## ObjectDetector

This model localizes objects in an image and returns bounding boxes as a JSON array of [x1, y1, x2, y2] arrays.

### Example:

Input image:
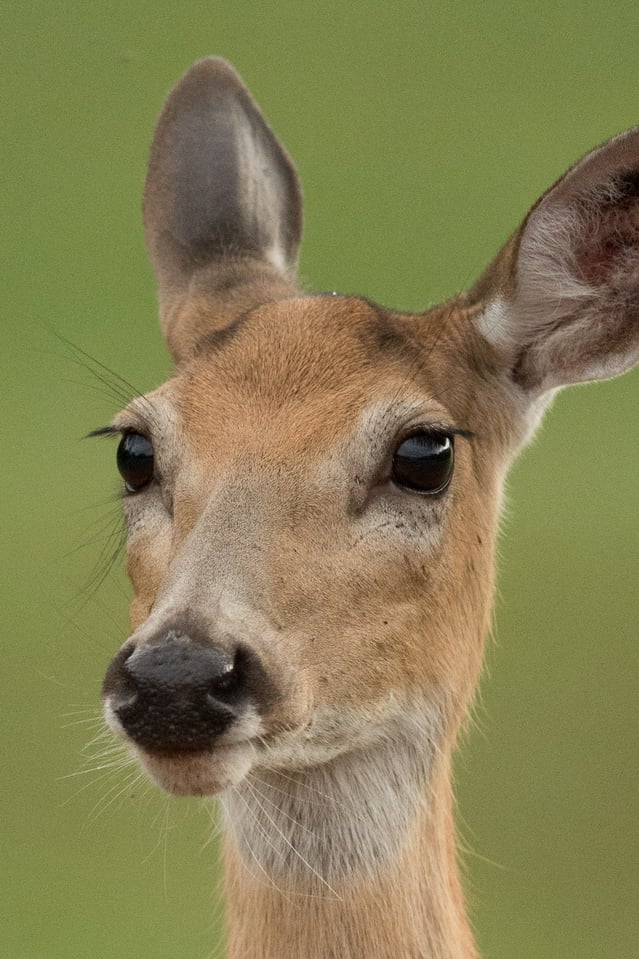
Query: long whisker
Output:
[[48, 330, 153, 413], [225, 787, 289, 898], [263, 766, 367, 824], [243, 780, 342, 901], [61, 715, 109, 730], [201, 800, 224, 851], [60, 756, 136, 780], [85, 768, 145, 824], [60, 760, 136, 805], [247, 780, 316, 837]]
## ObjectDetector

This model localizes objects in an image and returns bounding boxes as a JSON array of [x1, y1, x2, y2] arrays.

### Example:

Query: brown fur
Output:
[[102, 59, 639, 959]]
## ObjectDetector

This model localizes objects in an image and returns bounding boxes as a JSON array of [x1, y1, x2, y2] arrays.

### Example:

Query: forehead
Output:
[[195, 295, 421, 380], [144, 294, 500, 470], [172, 295, 471, 442]]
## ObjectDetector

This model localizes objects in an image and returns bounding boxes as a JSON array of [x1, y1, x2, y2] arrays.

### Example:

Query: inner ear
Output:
[[573, 169, 639, 285], [143, 58, 303, 335], [472, 126, 639, 397]]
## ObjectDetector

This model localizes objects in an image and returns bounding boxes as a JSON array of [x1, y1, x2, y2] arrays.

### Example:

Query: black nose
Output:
[[105, 637, 242, 752]]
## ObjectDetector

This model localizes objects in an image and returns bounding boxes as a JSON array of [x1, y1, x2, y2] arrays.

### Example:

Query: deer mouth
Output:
[[132, 739, 257, 796], [103, 682, 265, 796]]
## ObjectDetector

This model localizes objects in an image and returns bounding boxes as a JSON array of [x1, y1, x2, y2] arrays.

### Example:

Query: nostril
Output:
[[208, 655, 235, 692], [102, 640, 138, 708], [207, 648, 245, 702], [208, 670, 233, 700]]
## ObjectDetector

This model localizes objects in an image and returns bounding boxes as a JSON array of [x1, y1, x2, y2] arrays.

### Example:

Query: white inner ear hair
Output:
[[478, 172, 639, 390]]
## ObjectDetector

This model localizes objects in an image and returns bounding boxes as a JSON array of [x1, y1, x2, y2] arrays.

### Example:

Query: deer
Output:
[[98, 57, 639, 959]]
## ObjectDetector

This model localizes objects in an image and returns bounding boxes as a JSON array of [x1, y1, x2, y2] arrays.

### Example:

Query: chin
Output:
[[134, 742, 256, 796]]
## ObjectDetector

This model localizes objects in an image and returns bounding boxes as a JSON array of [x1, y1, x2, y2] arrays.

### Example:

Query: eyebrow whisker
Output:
[[86, 426, 122, 439]]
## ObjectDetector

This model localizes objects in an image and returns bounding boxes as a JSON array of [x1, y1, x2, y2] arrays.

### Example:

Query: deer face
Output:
[[101, 60, 639, 799], [103, 295, 512, 795]]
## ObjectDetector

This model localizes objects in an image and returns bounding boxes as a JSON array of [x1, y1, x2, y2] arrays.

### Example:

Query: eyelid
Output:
[[86, 421, 152, 440], [86, 425, 122, 439], [401, 423, 474, 440]]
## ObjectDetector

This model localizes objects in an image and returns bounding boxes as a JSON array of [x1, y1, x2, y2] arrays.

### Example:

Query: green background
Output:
[[3, 2, 638, 957]]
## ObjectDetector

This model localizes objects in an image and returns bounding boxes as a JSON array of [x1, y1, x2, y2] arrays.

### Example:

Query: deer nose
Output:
[[105, 637, 241, 752]]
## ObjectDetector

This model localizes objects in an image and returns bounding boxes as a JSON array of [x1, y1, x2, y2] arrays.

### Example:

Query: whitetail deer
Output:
[[99, 58, 639, 959]]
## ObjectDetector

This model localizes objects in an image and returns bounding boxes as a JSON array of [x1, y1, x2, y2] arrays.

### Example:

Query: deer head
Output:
[[99, 58, 639, 958]]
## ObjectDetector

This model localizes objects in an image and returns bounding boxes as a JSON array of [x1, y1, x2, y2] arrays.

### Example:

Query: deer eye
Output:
[[391, 431, 454, 495], [117, 432, 155, 492]]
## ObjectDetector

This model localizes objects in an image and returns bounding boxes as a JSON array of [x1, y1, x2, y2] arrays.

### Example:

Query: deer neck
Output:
[[221, 724, 476, 959]]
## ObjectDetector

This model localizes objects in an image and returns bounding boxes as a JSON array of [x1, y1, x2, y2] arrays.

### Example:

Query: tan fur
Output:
[[223, 755, 476, 959], [102, 59, 639, 959]]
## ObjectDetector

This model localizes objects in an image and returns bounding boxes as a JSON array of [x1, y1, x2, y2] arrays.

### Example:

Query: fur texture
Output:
[[100, 59, 639, 959]]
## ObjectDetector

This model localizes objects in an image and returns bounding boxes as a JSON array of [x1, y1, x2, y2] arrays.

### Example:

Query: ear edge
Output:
[[471, 125, 639, 396], [143, 57, 303, 317]]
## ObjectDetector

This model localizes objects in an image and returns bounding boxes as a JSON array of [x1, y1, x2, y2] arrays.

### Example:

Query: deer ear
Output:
[[143, 57, 302, 328], [473, 127, 639, 395]]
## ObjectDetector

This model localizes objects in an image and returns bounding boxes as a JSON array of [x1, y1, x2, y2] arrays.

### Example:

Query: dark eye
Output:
[[117, 432, 154, 493], [391, 431, 454, 495]]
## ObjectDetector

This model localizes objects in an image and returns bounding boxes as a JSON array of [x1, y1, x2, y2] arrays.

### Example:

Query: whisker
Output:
[[142, 797, 176, 866], [81, 728, 120, 752], [60, 761, 136, 806], [201, 800, 224, 851], [61, 716, 107, 730], [49, 331, 150, 411], [251, 772, 331, 836], [263, 766, 366, 823], [85, 768, 145, 824], [161, 800, 172, 902], [60, 757, 135, 780], [60, 706, 103, 717], [226, 787, 289, 898], [79, 743, 130, 763], [243, 780, 342, 901]]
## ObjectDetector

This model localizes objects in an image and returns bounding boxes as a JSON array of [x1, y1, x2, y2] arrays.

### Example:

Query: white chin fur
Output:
[[135, 742, 255, 796], [222, 697, 446, 882]]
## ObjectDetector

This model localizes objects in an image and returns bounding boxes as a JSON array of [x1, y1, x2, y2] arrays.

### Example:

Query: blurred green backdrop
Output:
[[3, 2, 638, 957]]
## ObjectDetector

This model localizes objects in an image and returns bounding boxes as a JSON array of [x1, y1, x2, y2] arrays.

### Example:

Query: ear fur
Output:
[[143, 58, 302, 353], [474, 127, 639, 396]]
